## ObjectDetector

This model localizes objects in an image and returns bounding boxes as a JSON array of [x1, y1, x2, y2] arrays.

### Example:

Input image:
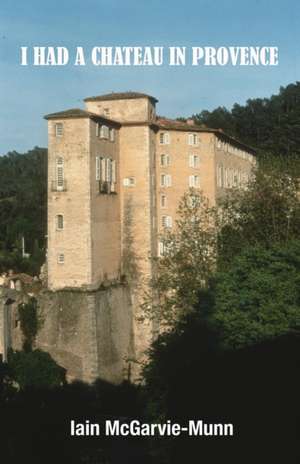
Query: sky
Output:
[[0, 0, 300, 154]]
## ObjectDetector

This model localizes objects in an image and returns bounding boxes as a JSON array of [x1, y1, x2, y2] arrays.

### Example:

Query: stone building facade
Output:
[[42, 91, 256, 381], [45, 91, 255, 291]]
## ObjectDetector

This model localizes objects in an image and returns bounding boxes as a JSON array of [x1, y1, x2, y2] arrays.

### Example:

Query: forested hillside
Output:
[[0, 147, 47, 273], [192, 81, 300, 156]]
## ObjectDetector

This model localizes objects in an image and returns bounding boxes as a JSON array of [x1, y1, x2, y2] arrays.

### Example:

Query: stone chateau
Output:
[[45, 91, 255, 289], [0, 92, 255, 383]]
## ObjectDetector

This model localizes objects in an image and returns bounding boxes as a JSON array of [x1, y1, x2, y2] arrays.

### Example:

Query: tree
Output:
[[217, 154, 300, 269], [193, 82, 300, 156], [0, 146, 47, 274], [142, 190, 218, 328], [8, 349, 66, 389], [211, 241, 300, 349]]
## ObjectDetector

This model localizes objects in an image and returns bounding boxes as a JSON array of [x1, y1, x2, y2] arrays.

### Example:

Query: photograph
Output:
[[0, 1, 299, 462]]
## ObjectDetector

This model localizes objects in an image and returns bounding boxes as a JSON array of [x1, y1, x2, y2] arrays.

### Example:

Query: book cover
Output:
[[0, 1, 299, 462]]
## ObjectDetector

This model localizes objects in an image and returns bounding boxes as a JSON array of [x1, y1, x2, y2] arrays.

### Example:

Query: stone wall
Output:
[[0, 284, 136, 385]]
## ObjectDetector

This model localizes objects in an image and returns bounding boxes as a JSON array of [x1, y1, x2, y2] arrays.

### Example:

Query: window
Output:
[[189, 154, 199, 168], [56, 157, 64, 190], [161, 174, 172, 187], [160, 194, 167, 208], [96, 156, 101, 181], [217, 164, 224, 187], [56, 214, 64, 230], [224, 168, 229, 188], [229, 168, 234, 187], [233, 170, 238, 187], [238, 170, 242, 186], [160, 154, 170, 166], [162, 215, 172, 228], [100, 125, 109, 139], [158, 241, 165, 257], [159, 132, 170, 145], [57, 253, 65, 264], [55, 123, 63, 137], [188, 133, 199, 146], [123, 177, 136, 187], [109, 128, 115, 142], [189, 175, 200, 188]]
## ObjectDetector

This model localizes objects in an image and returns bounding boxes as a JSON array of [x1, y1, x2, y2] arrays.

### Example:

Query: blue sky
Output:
[[0, 0, 299, 154]]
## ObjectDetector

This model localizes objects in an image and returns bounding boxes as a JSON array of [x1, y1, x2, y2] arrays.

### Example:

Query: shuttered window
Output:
[[162, 215, 172, 228], [56, 157, 64, 190], [159, 132, 170, 144], [188, 133, 199, 146], [189, 175, 200, 188], [55, 123, 63, 137], [189, 154, 199, 168], [160, 154, 170, 166]]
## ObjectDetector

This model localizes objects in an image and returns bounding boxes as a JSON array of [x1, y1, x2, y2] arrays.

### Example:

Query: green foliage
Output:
[[0, 146, 47, 273], [8, 349, 66, 389], [193, 82, 300, 156], [211, 241, 300, 349], [18, 298, 39, 351], [142, 190, 218, 327], [217, 155, 300, 268]]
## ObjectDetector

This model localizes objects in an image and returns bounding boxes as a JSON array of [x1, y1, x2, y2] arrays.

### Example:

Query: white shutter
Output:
[[55, 123, 63, 136], [105, 158, 112, 182], [96, 157, 101, 181], [189, 154, 194, 167], [189, 175, 194, 187], [110, 128, 115, 142], [56, 157, 64, 189], [165, 133, 170, 144], [161, 174, 166, 186], [112, 160, 116, 183], [166, 175, 172, 187], [167, 216, 172, 228], [159, 241, 164, 256], [101, 158, 106, 181], [188, 134, 194, 145]]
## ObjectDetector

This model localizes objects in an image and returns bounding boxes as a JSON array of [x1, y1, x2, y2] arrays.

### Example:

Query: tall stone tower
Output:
[[45, 109, 122, 290], [45, 92, 159, 377]]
